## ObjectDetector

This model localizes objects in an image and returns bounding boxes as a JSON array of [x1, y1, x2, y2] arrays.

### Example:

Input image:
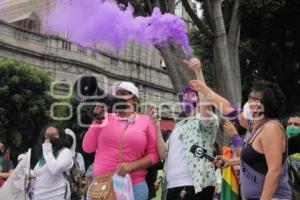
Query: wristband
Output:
[[231, 134, 243, 148]]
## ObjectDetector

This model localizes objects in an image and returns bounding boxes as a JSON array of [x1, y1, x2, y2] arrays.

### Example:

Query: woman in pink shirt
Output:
[[82, 82, 159, 200]]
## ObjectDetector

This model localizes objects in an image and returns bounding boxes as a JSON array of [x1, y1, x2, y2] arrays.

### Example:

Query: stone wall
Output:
[[0, 20, 180, 116]]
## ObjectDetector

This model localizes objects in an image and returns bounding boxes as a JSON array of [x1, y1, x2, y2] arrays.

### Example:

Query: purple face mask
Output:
[[179, 86, 198, 116]]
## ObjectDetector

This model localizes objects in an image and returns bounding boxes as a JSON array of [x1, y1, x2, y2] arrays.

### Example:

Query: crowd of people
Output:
[[0, 57, 300, 200]]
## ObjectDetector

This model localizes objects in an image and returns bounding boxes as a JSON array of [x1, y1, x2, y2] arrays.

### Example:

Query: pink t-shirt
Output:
[[82, 113, 159, 184]]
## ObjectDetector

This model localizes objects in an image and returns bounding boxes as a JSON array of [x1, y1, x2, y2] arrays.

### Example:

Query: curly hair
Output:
[[252, 80, 286, 119]]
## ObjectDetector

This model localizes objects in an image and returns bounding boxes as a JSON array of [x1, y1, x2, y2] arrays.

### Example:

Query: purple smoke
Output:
[[44, 0, 192, 57]]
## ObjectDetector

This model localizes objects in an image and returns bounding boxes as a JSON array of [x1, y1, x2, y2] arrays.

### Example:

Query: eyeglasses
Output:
[[248, 94, 262, 101]]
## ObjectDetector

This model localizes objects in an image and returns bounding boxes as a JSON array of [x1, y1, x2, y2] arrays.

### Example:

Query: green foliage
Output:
[[60, 97, 94, 167], [239, 0, 300, 113], [191, 0, 300, 113], [0, 58, 54, 158]]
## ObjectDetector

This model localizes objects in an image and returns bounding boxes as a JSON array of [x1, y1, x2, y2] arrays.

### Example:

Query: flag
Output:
[[221, 146, 239, 200], [221, 166, 239, 200], [0, 149, 32, 200]]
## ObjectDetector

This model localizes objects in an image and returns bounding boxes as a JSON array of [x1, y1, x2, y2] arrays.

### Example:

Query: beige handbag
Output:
[[87, 171, 116, 200]]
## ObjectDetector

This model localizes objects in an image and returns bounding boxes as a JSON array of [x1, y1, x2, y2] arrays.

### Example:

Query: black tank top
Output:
[[241, 121, 286, 175]]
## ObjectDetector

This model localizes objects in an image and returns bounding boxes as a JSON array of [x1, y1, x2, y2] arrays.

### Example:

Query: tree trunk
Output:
[[181, 0, 213, 39], [157, 42, 196, 92], [210, 0, 237, 103], [210, 0, 241, 146], [167, 0, 176, 14], [227, 0, 241, 105]]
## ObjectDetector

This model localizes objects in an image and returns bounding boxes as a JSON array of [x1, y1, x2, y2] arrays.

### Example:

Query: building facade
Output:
[[0, 0, 185, 118]]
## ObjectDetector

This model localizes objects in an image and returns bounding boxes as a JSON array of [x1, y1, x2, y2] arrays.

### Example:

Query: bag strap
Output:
[[63, 172, 68, 199], [118, 123, 130, 164]]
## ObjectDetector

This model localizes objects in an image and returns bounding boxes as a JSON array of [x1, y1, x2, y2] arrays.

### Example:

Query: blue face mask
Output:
[[286, 126, 300, 138]]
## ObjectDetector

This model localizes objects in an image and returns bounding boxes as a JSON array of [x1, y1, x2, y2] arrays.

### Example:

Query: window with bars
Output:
[[77, 45, 87, 54], [62, 40, 71, 50], [91, 51, 97, 59], [110, 58, 118, 66]]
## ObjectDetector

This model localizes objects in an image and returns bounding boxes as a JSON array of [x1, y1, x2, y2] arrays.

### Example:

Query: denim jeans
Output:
[[133, 180, 149, 200]]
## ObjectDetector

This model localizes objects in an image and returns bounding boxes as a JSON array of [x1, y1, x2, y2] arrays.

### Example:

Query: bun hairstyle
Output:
[[252, 80, 286, 119]]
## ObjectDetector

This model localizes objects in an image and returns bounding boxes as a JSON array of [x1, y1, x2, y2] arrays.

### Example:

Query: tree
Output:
[[239, 0, 300, 114], [118, 0, 198, 92], [182, 0, 242, 104], [0, 58, 54, 161], [191, 0, 300, 114], [119, 0, 242, 105]]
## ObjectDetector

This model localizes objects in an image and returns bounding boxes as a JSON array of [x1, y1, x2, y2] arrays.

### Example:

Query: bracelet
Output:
[[231, 134, 243, 148]]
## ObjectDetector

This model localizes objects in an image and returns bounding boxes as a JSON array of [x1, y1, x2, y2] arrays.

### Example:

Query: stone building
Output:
[[0, 0, 183, 118], [0, 0, 228, 145]]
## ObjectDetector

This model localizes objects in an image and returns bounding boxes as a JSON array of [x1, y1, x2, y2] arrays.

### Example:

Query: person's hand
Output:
[[189, 80, 205, 91], [44, 139, 51, 143], [147, 106, 160, 128], [92, 103, 105, 123], [183, 58, 202, 72], [44, 135, 51, 143], [117, 162, 135, 176], [223, 121, 238, 138], [213, 155, 230, 169]]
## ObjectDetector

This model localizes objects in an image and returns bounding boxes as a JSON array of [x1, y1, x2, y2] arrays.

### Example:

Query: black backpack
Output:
[[64, 155, 87, 200]]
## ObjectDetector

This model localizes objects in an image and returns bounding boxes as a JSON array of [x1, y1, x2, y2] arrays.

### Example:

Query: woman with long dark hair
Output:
[[32, 124, 73, 200]]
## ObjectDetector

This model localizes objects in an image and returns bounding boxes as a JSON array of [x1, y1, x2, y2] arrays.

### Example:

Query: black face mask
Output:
[[48, 136, 61, 150]]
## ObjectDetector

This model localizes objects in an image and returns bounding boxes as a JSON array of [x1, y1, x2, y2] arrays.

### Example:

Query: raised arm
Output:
[[82, 104, 104, 153], [183, 58, 212, 125], [189, 80, 234, 115], [190, 80, 248, 128], [82, 121, 102, 153], [43, 143, 73, 175], [148, 106, 166, 160], [145, 117, 160, 165]]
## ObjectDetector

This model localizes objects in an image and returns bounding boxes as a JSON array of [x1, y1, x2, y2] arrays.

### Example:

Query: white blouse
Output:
[[33, 143, 73, 200]]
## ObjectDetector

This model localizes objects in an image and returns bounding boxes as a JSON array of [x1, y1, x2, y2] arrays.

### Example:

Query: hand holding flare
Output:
[[182, 58, 202, 72]]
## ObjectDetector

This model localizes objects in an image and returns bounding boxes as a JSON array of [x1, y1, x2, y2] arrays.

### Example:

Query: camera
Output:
[[72, 76, 128, 120]]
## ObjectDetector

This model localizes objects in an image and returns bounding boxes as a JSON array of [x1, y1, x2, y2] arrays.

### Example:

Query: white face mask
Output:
[[243, 102, 253, 120]]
